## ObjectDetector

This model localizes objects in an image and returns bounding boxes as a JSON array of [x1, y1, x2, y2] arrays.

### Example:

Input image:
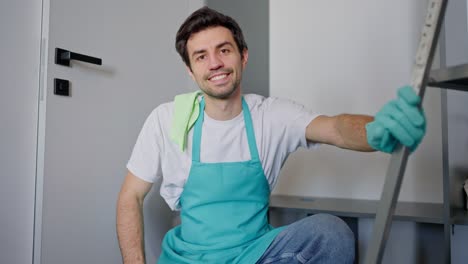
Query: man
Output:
[[116, 7, 425, 264]]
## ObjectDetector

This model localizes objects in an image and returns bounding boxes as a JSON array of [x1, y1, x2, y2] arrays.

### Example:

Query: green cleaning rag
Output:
[[170, 91, 202, 151]]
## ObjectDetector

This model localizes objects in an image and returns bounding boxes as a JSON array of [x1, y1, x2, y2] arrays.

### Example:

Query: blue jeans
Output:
[[256, 214, 355, 264]]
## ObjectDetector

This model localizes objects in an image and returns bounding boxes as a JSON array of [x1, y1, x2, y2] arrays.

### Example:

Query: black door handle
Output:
[[55, 48, 102, 67]]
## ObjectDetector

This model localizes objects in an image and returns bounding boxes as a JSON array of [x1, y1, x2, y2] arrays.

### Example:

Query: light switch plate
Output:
[[54, 78, 70, 96]]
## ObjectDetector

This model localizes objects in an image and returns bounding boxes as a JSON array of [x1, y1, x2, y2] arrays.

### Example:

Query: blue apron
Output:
[[158, 97, 284, 263]]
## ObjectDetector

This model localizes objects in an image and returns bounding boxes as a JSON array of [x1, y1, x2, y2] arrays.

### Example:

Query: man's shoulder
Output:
[[145, 101, 175, 126], [244, 93, 267, 103], [244, 93, 296, 111], [154, 101, 175, 113], [243, 93, 275, 109]]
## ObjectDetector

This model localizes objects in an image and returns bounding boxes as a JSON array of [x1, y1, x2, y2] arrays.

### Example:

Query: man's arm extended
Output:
[[306, 86, 426, 153], [117, 171, 153, 264], [306, 114, 375, 152]]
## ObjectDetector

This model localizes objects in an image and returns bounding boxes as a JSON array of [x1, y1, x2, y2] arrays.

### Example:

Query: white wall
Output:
[[0, 1, 43, 263], [270, 0, 443, 204]]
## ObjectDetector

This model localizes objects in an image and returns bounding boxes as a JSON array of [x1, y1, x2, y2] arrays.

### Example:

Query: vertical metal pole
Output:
[[364, 1, 449, 263], [441, 88, 451, 264], [439, 23, 452, 263]]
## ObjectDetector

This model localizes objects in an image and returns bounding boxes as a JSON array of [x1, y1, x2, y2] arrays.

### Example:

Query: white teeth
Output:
[[210, 74, 227, 81]]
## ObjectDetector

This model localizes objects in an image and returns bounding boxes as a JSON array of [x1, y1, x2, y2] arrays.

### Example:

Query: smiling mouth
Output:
[[207, 70, 232, 82], [209, 73, 229, 81]]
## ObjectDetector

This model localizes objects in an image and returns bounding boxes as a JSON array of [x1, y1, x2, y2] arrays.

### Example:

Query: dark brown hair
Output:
[[175, 6, 248, 69]]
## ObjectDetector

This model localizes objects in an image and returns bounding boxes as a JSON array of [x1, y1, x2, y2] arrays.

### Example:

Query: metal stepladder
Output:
[[364, 0, 449, 263]]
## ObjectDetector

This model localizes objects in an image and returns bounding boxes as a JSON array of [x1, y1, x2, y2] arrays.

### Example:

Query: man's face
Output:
[[186, 26, 248, 100]]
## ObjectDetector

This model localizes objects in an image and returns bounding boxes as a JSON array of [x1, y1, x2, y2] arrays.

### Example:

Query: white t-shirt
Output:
[[127, 94, 320, 210]]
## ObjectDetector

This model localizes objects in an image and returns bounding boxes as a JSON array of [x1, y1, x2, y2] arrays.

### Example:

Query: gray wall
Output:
[[205, 0, 269, 97], [0, 1, 42, 263], [38, 1, 202, 264]]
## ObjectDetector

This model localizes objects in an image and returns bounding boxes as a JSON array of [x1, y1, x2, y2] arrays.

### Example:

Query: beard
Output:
[[201, 81, 239, 99]]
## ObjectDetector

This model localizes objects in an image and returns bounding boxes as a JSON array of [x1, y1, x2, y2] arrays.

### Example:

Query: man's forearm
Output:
[[335, 114, 375, 151], [116, 194, 146, 264]]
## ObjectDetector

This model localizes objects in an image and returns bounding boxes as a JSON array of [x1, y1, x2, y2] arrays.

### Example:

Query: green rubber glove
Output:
[[366, 86, 426, 153]]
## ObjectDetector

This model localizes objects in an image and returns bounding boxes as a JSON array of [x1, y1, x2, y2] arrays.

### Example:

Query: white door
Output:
[[38, 1, 202, 263], [0, 1, 43, 263]]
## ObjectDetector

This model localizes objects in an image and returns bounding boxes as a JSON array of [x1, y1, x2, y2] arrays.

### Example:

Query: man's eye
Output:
[[221, 49, 230, 54], [196, 55, 206, 61]]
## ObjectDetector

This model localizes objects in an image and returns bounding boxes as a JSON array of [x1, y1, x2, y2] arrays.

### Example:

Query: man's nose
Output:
[[208, 54, 224, 71]]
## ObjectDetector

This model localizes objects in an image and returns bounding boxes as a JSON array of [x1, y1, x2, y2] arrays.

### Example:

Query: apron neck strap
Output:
[[192, 97, 260, 162], [241, 98, 260, 161]]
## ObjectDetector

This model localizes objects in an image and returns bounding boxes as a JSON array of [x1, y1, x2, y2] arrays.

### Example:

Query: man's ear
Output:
[[242, 49, 249, 69], [186, 66, 195, 80]]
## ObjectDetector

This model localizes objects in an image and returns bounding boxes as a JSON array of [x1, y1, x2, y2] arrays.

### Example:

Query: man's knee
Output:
[[260, 214, 355, 264], [310, 214, 353, 236], [303, 214, 355, 261]]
